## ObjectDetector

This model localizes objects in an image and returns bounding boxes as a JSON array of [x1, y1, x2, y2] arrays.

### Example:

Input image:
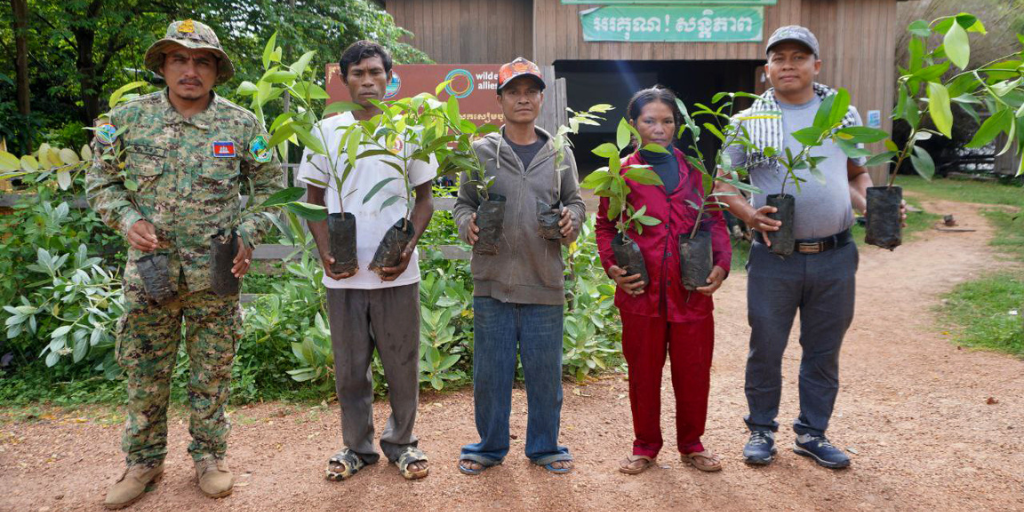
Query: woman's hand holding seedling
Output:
[[231, 238, 254, 278], [695, 266, 727, 296], [609, 265, 645, 296]]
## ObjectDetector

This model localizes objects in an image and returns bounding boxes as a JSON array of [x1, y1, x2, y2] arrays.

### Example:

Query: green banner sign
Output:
[[581, 6, 765, 43]]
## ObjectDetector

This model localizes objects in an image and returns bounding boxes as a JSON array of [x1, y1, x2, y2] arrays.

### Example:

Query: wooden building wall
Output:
[[532, 0, 803, 62], [387, 0, 900, 183], [385, 0, 533, 64]]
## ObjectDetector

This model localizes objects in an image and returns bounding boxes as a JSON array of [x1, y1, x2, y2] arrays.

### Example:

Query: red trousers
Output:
[[621, 311, 715, 458]]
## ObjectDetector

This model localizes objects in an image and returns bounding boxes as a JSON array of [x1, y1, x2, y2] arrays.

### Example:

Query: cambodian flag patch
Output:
[[212, 141, 236, 158]]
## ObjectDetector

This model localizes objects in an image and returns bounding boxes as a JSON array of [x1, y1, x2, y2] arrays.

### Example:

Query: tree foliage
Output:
[[0, 0, 430, 153]]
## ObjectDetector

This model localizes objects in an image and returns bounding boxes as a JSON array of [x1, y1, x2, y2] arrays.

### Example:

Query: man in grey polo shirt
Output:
[[716, 25, 876, 469]]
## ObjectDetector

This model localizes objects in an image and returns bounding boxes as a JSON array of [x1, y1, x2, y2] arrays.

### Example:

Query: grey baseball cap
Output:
[[766, 25, 820, 58]]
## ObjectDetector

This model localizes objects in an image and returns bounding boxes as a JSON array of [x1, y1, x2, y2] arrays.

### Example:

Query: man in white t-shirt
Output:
[[297, 40, 435, 481]]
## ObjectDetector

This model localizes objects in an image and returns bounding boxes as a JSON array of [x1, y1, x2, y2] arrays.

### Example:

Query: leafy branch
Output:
[[674, 92, 764, 239], [580, 118, 665, 237], [877, 12, 1024, 186]]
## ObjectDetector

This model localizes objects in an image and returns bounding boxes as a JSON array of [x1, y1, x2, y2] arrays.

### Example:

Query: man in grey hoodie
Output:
[[453, 57, 585, 475]]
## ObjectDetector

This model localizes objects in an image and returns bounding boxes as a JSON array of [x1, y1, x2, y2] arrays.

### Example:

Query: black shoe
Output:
[[793, 434, 850, 469], [743, 430, 777, 466]]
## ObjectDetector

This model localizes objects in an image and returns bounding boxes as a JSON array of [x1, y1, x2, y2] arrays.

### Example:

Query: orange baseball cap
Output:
[[498, 57, 545, 92]]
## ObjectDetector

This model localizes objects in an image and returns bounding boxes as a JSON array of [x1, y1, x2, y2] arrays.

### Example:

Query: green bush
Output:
[[1, 170, 123, 377], [562, 218, 624, 380], [0, 175, 625, 405]]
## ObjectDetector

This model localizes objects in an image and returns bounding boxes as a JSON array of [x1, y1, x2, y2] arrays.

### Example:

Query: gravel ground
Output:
[[1, 197, 1022, 512]]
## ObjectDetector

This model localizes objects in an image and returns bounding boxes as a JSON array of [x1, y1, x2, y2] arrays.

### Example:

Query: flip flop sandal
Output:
[[458, 459, 484, 476], [458, 456, 499, 476], [619, 455, 656, 475], [326, 449, 366, 481], [543, 461, 573, 474], [397, 447, 429, 480], [682, 450, 722, 472]]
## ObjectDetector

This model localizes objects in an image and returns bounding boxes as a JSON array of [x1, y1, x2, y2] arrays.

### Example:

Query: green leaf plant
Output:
[[881, 12, 1024, 184], [579, 117, 665, 238], [337, 83, 499, 223], [673, 93, 765, 240], [748, 88, 890, 196], [235, 33, 348, 223], [551, 103, 614, 198]]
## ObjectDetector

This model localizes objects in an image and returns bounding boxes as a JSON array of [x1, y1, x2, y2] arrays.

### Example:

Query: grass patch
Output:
[[941, 271, 1024, 357], [900, 175, 1024, 357], [982, 208, 1024, 260], [0, 357, 334, 409], [896, 175, 1024, 208], [897, 174, 1024, 258]]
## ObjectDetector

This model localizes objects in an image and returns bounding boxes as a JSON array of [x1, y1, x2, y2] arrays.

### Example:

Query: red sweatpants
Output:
[[621, 311, 715, 458]]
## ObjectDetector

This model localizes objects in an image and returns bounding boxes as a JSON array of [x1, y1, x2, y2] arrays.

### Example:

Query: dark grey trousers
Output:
[[744, 240, 858, 436], [326, 284, 420, 463]]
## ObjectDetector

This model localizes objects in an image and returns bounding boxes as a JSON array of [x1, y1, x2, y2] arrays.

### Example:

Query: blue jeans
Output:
[[460, 297, 572, 466]]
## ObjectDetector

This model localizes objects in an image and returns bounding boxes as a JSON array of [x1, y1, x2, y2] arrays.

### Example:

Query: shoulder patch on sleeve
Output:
[[249, 135, 272, 163]]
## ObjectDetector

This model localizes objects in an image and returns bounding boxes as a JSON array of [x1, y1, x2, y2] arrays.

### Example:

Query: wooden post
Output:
[[994, 133, 1019, 176], [538, 65, 568, 134]]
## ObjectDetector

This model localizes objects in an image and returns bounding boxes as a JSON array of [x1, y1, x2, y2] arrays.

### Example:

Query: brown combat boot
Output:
[[195, 458, 233, 498], [103, 462, 164, 509]]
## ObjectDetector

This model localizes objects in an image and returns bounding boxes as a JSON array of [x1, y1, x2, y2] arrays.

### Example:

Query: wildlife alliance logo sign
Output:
[[325, 64, 507, 126]]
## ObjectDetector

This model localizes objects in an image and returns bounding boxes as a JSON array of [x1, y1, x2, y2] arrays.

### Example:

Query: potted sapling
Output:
[[541, 104, 614, 240], [864, 12, 1024, 249], [421, 93, 504, 255], [209, 184, 325, 296], [581, 118, 665, 287], [745, 88, 888, 255], [674, 95, 763, 290], [461, 147, 505, 255], [236, 33, 367, 275], [349, 85, 499, 271]]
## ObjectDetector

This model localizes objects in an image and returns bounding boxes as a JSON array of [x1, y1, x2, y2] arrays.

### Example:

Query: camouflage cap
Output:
[[144, 20, 235, 85]]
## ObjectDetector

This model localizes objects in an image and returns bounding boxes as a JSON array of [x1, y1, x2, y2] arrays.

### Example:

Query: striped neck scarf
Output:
[[743, 82, 858, 168]]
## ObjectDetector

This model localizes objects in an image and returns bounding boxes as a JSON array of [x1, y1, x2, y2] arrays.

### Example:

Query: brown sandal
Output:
[[618, 455, 656, 475], [682, 450, 722, 472]]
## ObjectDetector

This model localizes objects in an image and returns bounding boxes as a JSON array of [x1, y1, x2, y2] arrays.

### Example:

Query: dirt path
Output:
[[2, 197, 1023, 512]]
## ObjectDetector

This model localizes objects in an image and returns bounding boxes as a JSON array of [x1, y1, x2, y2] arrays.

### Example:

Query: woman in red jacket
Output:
[[596, 86, 732, 474]]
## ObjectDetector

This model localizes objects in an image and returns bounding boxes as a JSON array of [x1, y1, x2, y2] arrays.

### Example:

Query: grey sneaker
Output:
[[793, 434, 850, 469], [743, 430, 777, 466]]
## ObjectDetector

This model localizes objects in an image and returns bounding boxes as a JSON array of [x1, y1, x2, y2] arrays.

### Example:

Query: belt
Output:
[[753, 229, 852, 254]]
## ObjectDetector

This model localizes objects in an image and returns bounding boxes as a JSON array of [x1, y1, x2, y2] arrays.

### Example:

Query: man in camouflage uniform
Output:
[[86, 20, 282, 509]]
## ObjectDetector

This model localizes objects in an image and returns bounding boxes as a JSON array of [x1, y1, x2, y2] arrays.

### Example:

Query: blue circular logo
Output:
[[444, 69, 474, 99]]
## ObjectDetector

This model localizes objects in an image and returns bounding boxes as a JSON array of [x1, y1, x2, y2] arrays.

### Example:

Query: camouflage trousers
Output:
[[116, 278, 241, 466]]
